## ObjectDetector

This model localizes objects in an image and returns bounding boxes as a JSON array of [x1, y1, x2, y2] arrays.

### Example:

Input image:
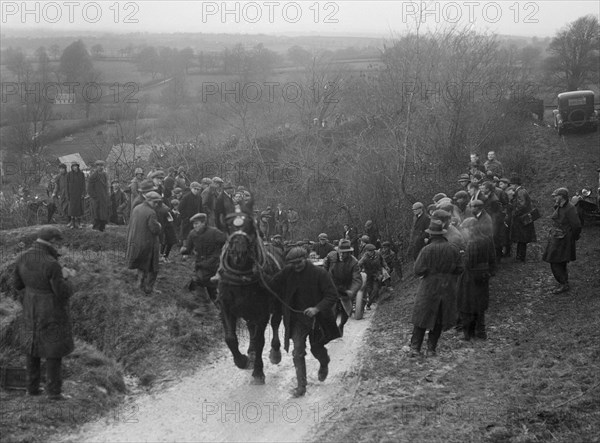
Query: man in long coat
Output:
[[510, 176, 537, 262], [409, 202, 430, 260], [271, 247, 340, 397], [87, 160, 110, 232], [410, 219, 463, 357], [126, 192, 163, 294], [13, 226, 75, 400], [542, 188, 581, 294], [458, 217, 496, 340], [215, 183, 236, 232], [179, 182, 204, 241], [52, 164, 69, 222], [328, 239, 362, 336], [66, 162, 86, 229]]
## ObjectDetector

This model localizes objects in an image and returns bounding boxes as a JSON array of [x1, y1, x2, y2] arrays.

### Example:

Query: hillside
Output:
[[314, 124, 600, 442]]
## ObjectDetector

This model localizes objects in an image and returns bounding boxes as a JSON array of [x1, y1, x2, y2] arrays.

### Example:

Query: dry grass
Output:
[[0, 224, 222, 442]]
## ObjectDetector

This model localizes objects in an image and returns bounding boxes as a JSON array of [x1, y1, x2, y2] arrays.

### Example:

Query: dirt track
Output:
[[58, 310, 374, 443]]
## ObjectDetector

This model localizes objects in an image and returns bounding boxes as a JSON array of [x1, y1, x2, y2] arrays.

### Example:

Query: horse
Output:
[[217, 203, 284, 384]]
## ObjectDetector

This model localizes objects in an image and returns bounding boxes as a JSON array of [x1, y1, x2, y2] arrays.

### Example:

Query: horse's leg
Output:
[[250, 319, 267, 384], [269, 302, 282, 365], [246, 321, 256, 370], [220, 287, 249, 369]]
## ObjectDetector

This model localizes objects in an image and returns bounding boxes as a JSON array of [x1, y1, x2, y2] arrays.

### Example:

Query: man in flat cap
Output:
[[180, 213, 226, 311], [126, 191, 163, 295], [542, 188, 581, 294], [270, 247, 340, 397], [163, 167, 177, 201], [409, 202, 430, 260], [87, 160, 110, 232], [13, 226, 76, 400], [464, 199, 493, 239], [179, 182, 204, 242], [215, 182, 235, 232], [328, 239, 362, 336], [314, 233, 335, 259], [509, 176, 537, 262]]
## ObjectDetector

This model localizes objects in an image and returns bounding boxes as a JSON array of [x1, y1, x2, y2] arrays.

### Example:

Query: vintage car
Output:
[[553, 90, 598, 135]]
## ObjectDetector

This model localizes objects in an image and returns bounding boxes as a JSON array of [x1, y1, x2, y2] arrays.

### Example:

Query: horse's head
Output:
[[223, 204, 258, 272]]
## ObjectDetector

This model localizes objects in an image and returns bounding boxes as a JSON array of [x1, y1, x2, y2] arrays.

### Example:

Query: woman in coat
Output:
[[410, 219, 463, 357], [13, 226, 75, 400], [458, 217, 496, 340], [66, 162, 86, 228]]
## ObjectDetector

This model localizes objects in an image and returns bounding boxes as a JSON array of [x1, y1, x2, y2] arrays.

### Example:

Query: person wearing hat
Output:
[[13, 226, 76, 400], [266, 234, 286, 264], [109, 180, 129, 225], [129, 167, 145, 215], [508, 176, 538, 262], [484, 151, 504, 179], [453, 190, 470, 221], [175, 166, 189, 191], [432, 193, 447, 204], [270, 247, 340, 397], [357, 234, 370, 259], [87, 160, 110, 232], [126, 191, 163, 295], [542, 188, 581, 294], [179, 182, 204, 241], [314, 233, 334, 259], [409, 202, 430, 261], [163, 167, 177, 201], [180, 213, 226, 310], [275, 203, 289, 239], [458, 217, 496, 340], [200, 178, 217, 226], [479, 181, 504, 260], [457, 173, 471, 192], [358, 244, 389, 310], [327, 239, 362, 336], [149, 170, 166, 198], [130, 180, 157, 211], [52, 164, 69, 223], [468, 153, 486, 177], [409, 219, 463, 357], [380, 240, 403, 283], [464, 199, 493, 239], [214, 183, 236, 232], [66, 162, 86, 229]]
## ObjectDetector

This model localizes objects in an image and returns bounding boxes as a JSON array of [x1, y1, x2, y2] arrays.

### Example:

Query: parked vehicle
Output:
[[553, 90, 598, 135]]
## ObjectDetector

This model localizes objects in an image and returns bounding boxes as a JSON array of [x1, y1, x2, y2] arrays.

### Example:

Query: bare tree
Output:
[[544, 15, 600, 91]]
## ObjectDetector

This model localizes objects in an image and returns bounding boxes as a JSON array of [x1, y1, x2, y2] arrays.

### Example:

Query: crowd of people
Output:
[[13, 150, 583, 399]]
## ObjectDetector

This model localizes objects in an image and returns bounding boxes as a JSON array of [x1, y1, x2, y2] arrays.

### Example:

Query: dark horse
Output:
[[217, 204, 284, 384]]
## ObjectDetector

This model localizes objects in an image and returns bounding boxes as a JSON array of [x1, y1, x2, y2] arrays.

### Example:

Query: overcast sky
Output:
[[1, 1, 598, 37]]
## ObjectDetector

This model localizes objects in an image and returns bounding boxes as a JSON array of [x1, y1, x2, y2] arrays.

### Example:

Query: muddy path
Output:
[[58, 309, 374, 442]]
